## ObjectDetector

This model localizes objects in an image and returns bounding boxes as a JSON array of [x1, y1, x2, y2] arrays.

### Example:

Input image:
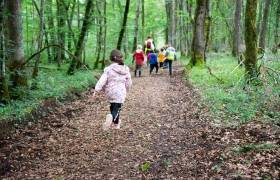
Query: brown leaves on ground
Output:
[[0, 62, 279, 179]]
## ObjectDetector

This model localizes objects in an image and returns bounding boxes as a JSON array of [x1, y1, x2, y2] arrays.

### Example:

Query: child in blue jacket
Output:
[[147, 50, 159, 74]]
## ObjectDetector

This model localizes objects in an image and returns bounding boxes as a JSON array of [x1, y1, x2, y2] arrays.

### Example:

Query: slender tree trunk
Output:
[[204, 0, 211, 61], [275, 0, 280, 48], [132, 0, 141, 52], [257, 0, 263, 36], [56, 0, 66, 66], [0, 0, 10, 102], [259, 0, 271, 50], [102, 1, 107, 69], [189, 0, 207, 67], [77, 0, 81, 29], [46, 0, 56, 63], [68, 0, 93, 75], [172, 0, 177, 48], [232, 0, 242, 57], [32, 0, 45, 78], [165, 0, 171, 44], [141, 0, 145, 44], [116, 0, 130, 50], [244, 0, 258, 81], [165, 0, 176, 46], [4, 0, 27, 88], [94, 2, 102, 69], [186, 1, 193, 55], [124, 30, 129, 58]]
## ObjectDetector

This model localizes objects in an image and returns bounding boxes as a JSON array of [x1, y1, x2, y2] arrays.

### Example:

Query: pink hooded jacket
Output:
[[95, 63, 132, 103]]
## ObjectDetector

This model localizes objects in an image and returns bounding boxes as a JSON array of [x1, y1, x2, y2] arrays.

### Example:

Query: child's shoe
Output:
[[113, 119, 121, 129], [103, 114, 112, 130]]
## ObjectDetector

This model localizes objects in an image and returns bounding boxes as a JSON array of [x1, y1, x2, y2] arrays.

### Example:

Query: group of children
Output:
[[132, 38, 176, 77], [93, 37, 176, 130]]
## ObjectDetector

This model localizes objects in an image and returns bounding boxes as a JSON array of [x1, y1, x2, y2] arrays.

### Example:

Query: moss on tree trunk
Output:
[[189, 0, 207, 67], [244, 0, 258, 81]]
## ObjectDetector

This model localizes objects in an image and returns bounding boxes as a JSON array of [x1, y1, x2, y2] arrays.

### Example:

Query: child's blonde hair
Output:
[[137, 45, 142, 50]]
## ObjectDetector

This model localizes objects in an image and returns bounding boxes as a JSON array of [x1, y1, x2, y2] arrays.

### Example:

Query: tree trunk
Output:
[[165, 0, 176, 46], [116, 0, 130, 50], [102, 1, 107, 69], [275, 0, 280, 47], [67, 0, 93, 75], [141, 0, 145, 44], [232, 0, 242, 57], [56, 0, 67, 66], [189, 0, 207, 67], [0, 0, 10, 102], [132, 0, 141, 52], [256, 0, 263, 36], [4, 0, 27, 88], [32, 0, 45, 78], [259, 0, 271, 50], [94, 2, 102, 69], [46, 0, 56, 63], [244, 0, 258, 81], [186, 1, 193, 55], [204, 0, 211, 61]]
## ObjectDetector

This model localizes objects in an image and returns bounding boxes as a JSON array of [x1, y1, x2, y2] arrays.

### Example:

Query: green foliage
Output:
[[186, 53, 280, 125], [0, 66, 97, 121], [233, 143, 279, 154], [140, 162, 151, 172]]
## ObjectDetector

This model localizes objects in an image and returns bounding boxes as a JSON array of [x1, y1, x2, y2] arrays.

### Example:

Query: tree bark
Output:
[[67, 0, 93, 75], [232, 0, 242, 57], [4, 0, 27, 88], [116, 0, 130, 50], [189, 0, 207, 67], [275, 0, 280, 47], [32, 0, 45, 78], [186, 1, 193, 55], [56, 0, 67, 66], [141, 0, 145, 44], [46, 0, 56, 63], [94, 2, 102, 69], [244, 0, 258, 81], [204, 0, 211, 61], [256, 0, 263, 35], [165, 0, 176, 46], [259, 0, 271, 50], [132, 0, 141, 52], [0, 0, 10, 102], [102, 1, 107, 69]]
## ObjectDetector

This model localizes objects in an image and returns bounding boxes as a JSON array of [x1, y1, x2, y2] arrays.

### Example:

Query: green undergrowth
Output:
[[233, 143, 279, 154], [185, 52, 280, 125], [0, 66, 97, 122]]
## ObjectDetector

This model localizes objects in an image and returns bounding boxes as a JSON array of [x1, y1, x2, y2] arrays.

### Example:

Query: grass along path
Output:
[[0, 62, 279, 179]]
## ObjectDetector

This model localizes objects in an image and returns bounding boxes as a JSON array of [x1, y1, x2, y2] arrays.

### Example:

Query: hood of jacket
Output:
[[108, 63, 129, 75], [135, 49, 143, 53]]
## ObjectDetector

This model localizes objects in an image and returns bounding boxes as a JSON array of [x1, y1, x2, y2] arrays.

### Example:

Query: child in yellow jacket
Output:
[[158, 48, 166, 72]]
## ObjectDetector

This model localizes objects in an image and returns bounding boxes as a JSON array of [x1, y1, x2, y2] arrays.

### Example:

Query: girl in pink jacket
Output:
[[94, 49, 132, 129]]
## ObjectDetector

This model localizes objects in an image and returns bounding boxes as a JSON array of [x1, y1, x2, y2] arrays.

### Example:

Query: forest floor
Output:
[[0, 62, 279, 179]]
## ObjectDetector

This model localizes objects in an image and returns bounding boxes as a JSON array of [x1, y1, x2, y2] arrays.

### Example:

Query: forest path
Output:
[[1, 62, 279, 179]]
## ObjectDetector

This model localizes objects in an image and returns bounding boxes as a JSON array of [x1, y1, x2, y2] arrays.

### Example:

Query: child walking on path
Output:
[[94, 49, 132, 130], [132, 45, 145, 77], [158, 48, 166, 72], [148, 50, 159, 74]]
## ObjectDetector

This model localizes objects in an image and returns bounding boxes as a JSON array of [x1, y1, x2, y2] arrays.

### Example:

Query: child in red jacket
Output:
[[132, 45, 145, 77]]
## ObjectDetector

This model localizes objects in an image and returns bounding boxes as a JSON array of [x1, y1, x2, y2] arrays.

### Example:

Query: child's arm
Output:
[[95, 69, 108, 92]]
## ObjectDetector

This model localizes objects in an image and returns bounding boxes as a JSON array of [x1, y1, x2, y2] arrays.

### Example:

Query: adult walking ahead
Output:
[[165, 45, 176, 76], [144, 36, 155, 55]]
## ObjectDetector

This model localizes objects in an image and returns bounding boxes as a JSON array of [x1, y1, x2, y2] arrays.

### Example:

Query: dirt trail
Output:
[[1, 62, 279, 179]]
